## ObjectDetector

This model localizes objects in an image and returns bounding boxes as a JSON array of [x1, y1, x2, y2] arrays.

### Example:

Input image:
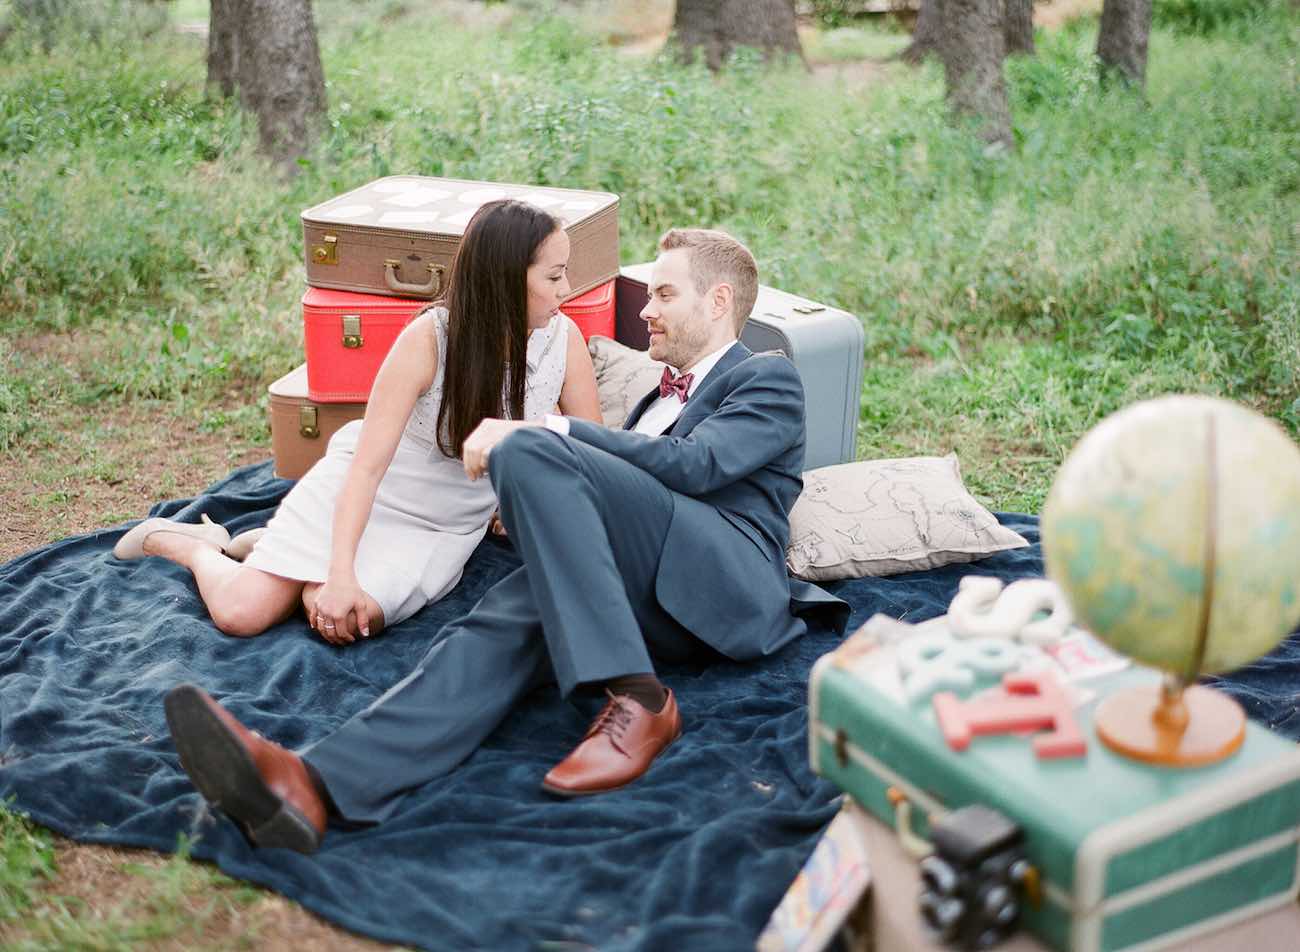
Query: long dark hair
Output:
[[435, 199, 561, 458]]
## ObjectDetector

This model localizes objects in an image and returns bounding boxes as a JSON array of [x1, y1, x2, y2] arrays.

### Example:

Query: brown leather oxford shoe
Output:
[[542, 689, 682, 797], [164, 684, 327, 853]]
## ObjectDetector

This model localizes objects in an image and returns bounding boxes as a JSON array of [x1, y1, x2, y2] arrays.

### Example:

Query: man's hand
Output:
[[461, 418, 542, 480]]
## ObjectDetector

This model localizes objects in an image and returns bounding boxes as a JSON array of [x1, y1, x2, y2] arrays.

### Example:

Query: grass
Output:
[[0, 817, 262, 951], [0, 798, 310, 950], [0, 802, 56, 924], [0, 0, 1296, 946]]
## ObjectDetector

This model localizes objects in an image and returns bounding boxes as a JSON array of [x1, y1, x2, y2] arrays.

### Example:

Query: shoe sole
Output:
[[539, 729, 683, 799], [164, 685, 321, 854]]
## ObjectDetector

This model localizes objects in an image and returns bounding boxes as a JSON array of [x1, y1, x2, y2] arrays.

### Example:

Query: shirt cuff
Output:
[[543, 414, 570, 436]]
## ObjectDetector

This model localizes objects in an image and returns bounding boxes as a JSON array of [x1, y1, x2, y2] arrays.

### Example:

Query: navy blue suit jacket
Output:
[[564, 341, 848, 660]]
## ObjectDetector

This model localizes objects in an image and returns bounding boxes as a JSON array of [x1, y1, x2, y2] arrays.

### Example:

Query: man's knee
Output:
[[489, 426, 569, 490]]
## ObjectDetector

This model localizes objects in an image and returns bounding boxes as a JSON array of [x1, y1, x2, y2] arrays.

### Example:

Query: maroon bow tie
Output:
[[659, 367, 694, 403]]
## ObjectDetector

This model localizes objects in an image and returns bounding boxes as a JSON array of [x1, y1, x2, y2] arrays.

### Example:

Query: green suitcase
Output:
[[808, 616, 1300, 952]]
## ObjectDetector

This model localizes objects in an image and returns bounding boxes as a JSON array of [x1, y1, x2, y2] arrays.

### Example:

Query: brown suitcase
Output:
[[301, 176, 620, 301], [268, 363, 365, 480]]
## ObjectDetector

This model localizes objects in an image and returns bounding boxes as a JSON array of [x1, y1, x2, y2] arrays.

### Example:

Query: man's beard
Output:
[[655, 303, 713, 370]]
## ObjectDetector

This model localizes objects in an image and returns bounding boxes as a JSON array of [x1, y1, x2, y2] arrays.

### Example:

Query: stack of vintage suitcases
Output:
[[269, 175, 622, 478], [269, 173, 867, 479]]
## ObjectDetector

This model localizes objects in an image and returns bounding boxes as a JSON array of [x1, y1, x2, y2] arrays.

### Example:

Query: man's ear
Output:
[[711, 283, 734, 324]]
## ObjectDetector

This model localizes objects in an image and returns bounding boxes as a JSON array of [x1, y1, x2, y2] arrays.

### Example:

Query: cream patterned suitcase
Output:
[[302, 176, 619, 301]]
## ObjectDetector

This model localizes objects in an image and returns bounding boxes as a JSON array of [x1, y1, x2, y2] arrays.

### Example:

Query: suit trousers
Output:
[[303, 427, 710, 824]]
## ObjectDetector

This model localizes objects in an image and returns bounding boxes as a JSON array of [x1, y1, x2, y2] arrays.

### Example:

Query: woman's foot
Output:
[[113, 513, 231, 560], [225, 527, 268, 562]]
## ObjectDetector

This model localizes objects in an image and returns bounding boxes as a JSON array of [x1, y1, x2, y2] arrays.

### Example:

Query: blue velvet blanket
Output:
[[1, 462, 1296, 951]]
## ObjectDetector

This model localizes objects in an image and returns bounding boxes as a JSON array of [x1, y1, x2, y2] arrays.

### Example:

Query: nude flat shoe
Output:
[[225, 527, 268, 562], [112, 513, 231, 561]]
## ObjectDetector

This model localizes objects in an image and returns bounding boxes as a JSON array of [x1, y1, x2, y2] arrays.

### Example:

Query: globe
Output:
[[1041, 395, 1300, 681]]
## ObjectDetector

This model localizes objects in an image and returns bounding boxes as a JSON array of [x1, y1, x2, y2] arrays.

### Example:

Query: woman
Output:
[[114, 199, 602, 644]]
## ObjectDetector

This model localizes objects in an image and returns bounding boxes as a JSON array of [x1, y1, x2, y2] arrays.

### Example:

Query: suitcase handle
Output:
[[888, 787, 937, 859], [384, 259, 443, 298]]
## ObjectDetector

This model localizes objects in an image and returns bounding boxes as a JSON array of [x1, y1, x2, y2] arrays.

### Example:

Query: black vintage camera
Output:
[[918, 805, 1030, 949]]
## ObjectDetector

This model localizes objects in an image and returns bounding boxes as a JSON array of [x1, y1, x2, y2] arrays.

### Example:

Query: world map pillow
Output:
[[587, 335, 667, 429], [785, 454, 1029, 581]]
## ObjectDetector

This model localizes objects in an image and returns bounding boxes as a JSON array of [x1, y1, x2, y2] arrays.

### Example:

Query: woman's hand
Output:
[[312, 575, 371, 645], [489, 510, 508, 537], [461, 418, 541, 480]]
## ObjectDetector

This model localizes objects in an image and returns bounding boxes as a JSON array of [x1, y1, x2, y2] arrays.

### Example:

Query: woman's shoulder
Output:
[[405, 305, 447, 345], [412, 304, 449, 328], [560, 313, 582, 342]]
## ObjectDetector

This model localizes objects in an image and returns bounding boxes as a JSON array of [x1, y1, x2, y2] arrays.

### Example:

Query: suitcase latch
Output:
[[792, 303, 825, 315], [833, 728, 849, 768], [341, 314, 363, 349], [299, 406, 320, 439], [312, 234, 338, 266]]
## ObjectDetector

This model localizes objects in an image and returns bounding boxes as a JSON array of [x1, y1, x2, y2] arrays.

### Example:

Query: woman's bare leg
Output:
[[142, 532, 303, 637], [301, 582, 386, 643]]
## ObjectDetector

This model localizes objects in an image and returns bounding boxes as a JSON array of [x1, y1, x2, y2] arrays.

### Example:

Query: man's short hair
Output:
[[658, 228, 759, 333]]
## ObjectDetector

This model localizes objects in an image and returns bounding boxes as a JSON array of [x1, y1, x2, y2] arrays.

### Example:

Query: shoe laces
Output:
[[591, 690, 635, 756]]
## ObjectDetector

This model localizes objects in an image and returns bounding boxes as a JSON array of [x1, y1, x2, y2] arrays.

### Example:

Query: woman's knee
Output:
[[210, 603, 275, 638], [207, 573, 300, 637]]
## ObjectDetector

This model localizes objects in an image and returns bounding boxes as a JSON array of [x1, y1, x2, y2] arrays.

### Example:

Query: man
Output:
[[164, 228, 846, 853]]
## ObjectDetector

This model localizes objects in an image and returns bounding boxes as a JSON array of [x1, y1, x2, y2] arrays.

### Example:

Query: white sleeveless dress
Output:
[[245, 308, 569, 625]]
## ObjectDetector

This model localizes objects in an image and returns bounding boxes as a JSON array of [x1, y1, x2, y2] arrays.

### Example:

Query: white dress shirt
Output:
[[545, 340, 736, 437]]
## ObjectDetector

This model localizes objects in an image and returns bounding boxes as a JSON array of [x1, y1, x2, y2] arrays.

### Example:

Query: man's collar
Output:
[[668, 339, 738, 387]]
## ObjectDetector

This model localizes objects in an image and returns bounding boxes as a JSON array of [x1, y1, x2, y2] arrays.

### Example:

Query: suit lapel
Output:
[[622, 387, 661, 432], [664, 341, 750, 437]]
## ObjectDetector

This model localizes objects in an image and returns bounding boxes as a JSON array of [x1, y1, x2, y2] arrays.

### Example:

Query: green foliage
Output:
[[0, 0, 1296, 509], [0, 800, 57, 922], [1153, 0, 1276, 36], [1, 832, 265, 951]]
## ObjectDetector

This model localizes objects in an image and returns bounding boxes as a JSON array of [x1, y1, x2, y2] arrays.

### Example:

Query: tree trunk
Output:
[[1004, 0, 1035, 56], [228, 0, 327, 170], [938, 0, 1012, 147], [1096, 0, 1152, 89], [672, 0, 805, 72], [899, 0, 942, 65], [206, 0, 240, 99]]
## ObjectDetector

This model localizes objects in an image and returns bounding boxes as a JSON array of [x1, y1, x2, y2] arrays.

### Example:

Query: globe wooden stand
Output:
[[1094, 675, 1246, 767]]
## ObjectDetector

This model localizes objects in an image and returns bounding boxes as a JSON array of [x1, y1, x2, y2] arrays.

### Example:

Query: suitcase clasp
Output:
[[791, 304, 825, 315], [833, 728, 849, 767], [342, 314, 363, 349], [299, 406, 320, 439], [312, 234, 338, 266]]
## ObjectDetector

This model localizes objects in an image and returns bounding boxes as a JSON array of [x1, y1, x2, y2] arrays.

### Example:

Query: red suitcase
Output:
[[559, 278, 616, 340], [303, 287, 429, 403]]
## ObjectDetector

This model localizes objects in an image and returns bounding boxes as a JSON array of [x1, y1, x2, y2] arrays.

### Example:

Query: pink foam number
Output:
[[932, 671, 1087, 759]]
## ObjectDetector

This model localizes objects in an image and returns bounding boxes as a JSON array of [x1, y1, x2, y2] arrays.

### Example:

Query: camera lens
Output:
[[919, 892, 965, 939], [920, 855, 958, 895]]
